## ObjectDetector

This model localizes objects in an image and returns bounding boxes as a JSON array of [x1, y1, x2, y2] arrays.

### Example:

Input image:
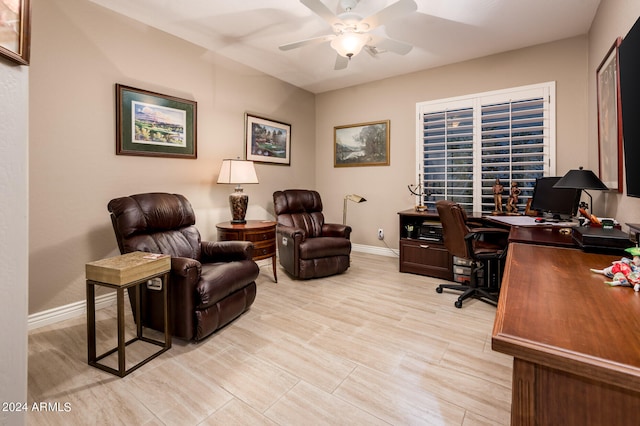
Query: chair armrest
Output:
[[466, 219, 486, 228], [201, 241, 254, 262], [171, 256, 202, 279], [465, 227, 509, 257], [276, 224, 307, 242], [468, 227, 510, 236], [322, 223, 352, 239]]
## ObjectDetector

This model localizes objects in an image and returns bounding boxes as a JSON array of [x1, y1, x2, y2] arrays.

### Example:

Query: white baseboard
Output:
[[352, 243, 399, 258], [27, 244, 396, 330], [28, 292, 117, 331]]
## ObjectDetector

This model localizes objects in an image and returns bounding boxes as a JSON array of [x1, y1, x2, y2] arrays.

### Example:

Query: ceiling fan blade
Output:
[[279, 34, 335, 51], [361, 0, 417, 30], [334, 54, 349, 70], [300, 0, 340, 27], [376, 37, 413, 55]]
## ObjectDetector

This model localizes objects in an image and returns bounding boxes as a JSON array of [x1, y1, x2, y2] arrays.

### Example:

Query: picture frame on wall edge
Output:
[[596, 37, 623, 193], [0, 0, 31, 65]]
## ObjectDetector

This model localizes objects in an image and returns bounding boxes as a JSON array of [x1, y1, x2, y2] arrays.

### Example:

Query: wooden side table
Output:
[[86, 251, 171, 377], [216, 220, 277, 283]]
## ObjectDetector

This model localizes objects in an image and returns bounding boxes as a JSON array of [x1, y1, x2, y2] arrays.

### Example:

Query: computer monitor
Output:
[[529, 176, 582, 220]]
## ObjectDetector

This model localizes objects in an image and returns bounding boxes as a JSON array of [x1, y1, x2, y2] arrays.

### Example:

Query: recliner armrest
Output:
[[171, 256, 202, 278], [276, 224, 307, 242], [322, 223, 352, 239], [201, 240, 254, 262]]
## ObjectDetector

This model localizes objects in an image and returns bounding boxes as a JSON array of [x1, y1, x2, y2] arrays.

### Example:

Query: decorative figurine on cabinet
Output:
[[506, 181, 521, 214], [492, 178, 504, 213]]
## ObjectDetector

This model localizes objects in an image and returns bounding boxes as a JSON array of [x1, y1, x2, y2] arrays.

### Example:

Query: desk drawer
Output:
[[399, 239, 453, 280]]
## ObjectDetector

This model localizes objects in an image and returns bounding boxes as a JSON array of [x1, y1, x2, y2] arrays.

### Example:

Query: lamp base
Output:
[[229, 187, 248, 224]]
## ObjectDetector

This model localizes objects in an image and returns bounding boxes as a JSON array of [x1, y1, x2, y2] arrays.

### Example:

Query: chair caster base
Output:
[[455, 300, 463, 308], [436, 286, 443, 293]]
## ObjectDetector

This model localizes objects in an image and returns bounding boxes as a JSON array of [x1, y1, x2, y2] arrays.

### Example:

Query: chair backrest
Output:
[[436, 200, 471, 259], [108, 192, 202, 260], [273, 190, 325, 238]]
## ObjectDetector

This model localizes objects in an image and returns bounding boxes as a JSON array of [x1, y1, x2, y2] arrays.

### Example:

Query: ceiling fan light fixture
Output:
[[331, 32, 370, 58]]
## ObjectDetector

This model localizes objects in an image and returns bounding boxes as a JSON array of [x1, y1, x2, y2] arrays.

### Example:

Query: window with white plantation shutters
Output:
[[416, 82, 555, 214]]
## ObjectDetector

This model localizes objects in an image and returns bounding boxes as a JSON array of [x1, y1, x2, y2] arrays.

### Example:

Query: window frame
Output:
[[415, 82, 556, 213]]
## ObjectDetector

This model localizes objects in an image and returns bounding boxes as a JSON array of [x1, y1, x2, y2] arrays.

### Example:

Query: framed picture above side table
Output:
[[116, 84, 197, 159], [334, 120, 390, 167], [245, 113, 291, 165]]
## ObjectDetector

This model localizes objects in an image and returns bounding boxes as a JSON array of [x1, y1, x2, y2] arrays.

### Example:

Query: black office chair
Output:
[[435, 200, 509, 308]]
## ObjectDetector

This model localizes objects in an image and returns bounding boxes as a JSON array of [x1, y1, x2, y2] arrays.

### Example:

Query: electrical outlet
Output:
[[378, 228, 384, 240]]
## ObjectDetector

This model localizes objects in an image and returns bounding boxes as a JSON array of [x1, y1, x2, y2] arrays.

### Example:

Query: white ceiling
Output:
[[89, 0, 601, 94]]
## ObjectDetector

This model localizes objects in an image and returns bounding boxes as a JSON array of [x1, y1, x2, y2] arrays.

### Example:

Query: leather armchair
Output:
[[273, 190, 352, 279], [108, 193, 259, 341]]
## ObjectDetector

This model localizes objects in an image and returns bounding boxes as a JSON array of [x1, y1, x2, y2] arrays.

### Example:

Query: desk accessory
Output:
[[554, 167, 608, 215]]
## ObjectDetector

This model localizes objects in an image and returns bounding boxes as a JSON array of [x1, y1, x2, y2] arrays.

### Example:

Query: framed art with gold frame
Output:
[[334, 120, 390, 167]]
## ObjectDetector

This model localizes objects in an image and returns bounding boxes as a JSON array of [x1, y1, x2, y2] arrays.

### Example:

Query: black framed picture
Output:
[[245, 113, 291, 165], [116, 84, 197, 159]]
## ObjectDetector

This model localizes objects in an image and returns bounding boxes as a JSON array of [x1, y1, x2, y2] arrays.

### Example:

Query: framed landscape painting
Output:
[[245, 113, 291, 165], [116, 84, 197, 159], [334, 120, 390, 167]]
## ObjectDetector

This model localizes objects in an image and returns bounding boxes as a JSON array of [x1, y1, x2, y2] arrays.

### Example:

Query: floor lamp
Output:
[[343, 194, 367, 225]]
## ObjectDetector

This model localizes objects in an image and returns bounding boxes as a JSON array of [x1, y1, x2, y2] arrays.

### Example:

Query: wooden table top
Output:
[[493, 243, 640, 392], [216, 220, 276, 230], [508, 225, 575, 247], [86, 251, 170, 286]]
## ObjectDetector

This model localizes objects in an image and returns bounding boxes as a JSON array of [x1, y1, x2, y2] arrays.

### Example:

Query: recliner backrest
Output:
[[108, 193, 202, 260], [273, 190, 325, 238], [436, 200, 471, 259]]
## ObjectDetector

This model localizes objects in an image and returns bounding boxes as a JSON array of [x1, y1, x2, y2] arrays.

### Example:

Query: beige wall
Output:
[[29, 0, 316, 313], [588, 0, 640, 224], [316, 36, 590, 247], [0, 55, 29, 425]]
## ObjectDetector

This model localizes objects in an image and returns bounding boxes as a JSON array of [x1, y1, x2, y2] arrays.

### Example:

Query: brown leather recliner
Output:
[[108, 193, 259, 341], [273, 189, 352, 279]]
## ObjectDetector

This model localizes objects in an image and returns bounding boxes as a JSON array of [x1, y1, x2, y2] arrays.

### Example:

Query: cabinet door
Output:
[[400, 239, 453, 280]]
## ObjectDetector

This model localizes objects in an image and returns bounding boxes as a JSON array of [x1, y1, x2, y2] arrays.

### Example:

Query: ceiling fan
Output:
[[279, 0, 418, 70]]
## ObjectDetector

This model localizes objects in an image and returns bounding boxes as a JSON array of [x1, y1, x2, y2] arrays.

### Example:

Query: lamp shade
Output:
[[553, 167, 608, 190], [331, 32, 370, 58], [217, 159, 258, 184]]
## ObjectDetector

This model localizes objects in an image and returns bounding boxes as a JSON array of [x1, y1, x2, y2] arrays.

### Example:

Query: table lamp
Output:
[[553, 166, 608, 214], [217, 159, 258, 224], [343, 194, 367, 225]]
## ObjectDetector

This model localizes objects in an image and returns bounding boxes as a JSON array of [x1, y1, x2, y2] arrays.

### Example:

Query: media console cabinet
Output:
[[398, 209, 453, 280]]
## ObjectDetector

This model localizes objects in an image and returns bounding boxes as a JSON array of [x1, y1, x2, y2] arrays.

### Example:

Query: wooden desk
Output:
[[507, 225, 575, 247], [492, 243, 640, 425]]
